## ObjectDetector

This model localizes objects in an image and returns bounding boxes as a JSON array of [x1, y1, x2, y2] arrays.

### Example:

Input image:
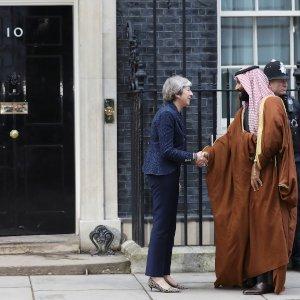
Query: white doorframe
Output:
[[0, 1, 120, 250]]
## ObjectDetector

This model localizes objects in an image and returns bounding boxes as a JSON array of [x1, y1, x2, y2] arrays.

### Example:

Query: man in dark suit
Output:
[[264, 60, 300, 271], [143, 75, 207, 293]]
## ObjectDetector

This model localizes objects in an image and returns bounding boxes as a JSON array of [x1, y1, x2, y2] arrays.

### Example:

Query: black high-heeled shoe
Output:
[[148, 278, 180, 293]]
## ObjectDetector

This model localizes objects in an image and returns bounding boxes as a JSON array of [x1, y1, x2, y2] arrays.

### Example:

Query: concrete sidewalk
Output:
[[0, 271, 299, 300]]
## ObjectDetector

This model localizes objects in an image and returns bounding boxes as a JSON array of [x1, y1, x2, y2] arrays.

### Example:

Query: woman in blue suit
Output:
[[143, 75, 206, 293]]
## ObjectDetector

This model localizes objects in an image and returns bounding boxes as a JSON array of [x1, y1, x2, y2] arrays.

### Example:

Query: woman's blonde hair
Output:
[[162, 75, 192, 102]]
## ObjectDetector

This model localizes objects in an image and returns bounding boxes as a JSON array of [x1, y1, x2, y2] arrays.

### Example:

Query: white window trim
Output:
[[217, 0, 300, 135], [221, 11, 300, 17], [0, 0, 74, 4], [220, 0, 300, 15], [253, 17, 258, 64], [217, 0, 223, 136]]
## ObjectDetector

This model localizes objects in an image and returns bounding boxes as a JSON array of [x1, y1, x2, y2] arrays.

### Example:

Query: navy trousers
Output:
[[145, 168, 180, 277], [292, 161, 300, 267]]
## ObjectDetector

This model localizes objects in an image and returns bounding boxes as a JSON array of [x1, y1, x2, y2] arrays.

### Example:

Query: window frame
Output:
[[217, 0, 300, 134]]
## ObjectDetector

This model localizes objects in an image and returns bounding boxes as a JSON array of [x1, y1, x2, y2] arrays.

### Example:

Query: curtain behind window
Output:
[[259, 0, 291, 10], [257, 17, 290, 64], [222, 18, 253, 65], [222, 0, 254, 10]]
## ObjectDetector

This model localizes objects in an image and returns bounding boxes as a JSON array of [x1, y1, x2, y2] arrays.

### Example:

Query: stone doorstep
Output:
[[0, 234, 80, 255], [0, 253, 131, 276], [0, 234, 131, 276], [121, 240, 216, 273]]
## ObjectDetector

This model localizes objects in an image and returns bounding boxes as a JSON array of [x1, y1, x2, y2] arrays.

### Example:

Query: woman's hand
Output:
[[251, 163, 262, 191], [195, 151, 209, 167]]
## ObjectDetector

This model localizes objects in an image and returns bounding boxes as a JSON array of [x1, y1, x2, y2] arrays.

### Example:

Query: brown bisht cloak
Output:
[[204, 95, 298, 294]]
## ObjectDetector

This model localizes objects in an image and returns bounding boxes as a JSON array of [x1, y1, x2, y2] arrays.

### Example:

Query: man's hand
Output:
[[195, 151, 209, 167], [251, 163, 262, 191]]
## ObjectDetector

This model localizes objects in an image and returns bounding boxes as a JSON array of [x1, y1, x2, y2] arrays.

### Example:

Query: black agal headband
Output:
[[234, 65, 259, 77]]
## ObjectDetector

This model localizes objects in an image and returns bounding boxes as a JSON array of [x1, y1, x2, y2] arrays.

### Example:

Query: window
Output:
[[221, 18, 253, 65], [259, 0, 291, 10], [218, 0, 300, 132], [222, 1, 255, 11]]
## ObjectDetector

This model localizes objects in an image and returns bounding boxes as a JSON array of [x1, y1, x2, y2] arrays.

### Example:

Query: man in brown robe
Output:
[[203, 66, 298, 295]]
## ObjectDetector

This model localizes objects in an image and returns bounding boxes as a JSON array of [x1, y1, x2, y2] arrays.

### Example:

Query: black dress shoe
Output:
[[242, 277, 257, 289], [243, 282, 274, 295]]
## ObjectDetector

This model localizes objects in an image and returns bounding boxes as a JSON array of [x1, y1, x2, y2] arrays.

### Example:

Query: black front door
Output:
[[0, 6, 75, 235]]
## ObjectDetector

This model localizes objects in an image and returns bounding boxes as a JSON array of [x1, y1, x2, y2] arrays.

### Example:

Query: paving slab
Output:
[[135, 272, 216, 285], [34, 290, 150, 300], [135, 272, 300, 300], [0, 276, 30, 287], [0, 271, 294, 300], [264, 288, 300, 300], [0, 287, 33, 300], [145, 282, 263, 300], [284, 271, 300, 289], [31, 274, 142, 291]]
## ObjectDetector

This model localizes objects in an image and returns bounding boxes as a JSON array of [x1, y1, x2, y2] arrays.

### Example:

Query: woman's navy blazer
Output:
[[142, 102, 193, 175]]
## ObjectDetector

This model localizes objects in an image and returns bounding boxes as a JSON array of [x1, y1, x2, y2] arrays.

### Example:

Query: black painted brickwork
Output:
[[117, 0, 217, 218]]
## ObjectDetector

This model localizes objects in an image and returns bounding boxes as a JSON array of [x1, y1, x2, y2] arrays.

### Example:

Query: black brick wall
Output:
[[117, 0, 217, 218]]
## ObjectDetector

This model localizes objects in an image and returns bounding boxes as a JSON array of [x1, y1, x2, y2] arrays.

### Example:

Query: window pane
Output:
[[295, 18, 300, 62], [222, 18, 253, 65], [257, 17, 290, 65], [259, 0, 291, 10], [221, 69, 240, 118], [296, 1, 300, 10], [222, 0, 254, 10]]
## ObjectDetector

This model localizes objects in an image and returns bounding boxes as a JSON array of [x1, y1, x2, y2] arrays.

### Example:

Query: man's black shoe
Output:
[[242, 278, 257, 289], [243, 282, 274, 295]]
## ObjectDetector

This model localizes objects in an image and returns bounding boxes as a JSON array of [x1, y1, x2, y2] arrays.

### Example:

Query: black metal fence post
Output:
[[182, 0, 188, 246], [127, 21, 147, 246], [131, 90, 145, 246], [212, 74, 217, 142], [226, 69, 231, 127], [197, 72, 203, 246]]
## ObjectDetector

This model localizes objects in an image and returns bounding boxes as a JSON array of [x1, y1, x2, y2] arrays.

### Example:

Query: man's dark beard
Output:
[[239, 90, 249, 102]]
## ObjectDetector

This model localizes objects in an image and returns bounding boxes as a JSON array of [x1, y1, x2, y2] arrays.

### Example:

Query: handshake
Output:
[[193, 151, 209, 167]]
